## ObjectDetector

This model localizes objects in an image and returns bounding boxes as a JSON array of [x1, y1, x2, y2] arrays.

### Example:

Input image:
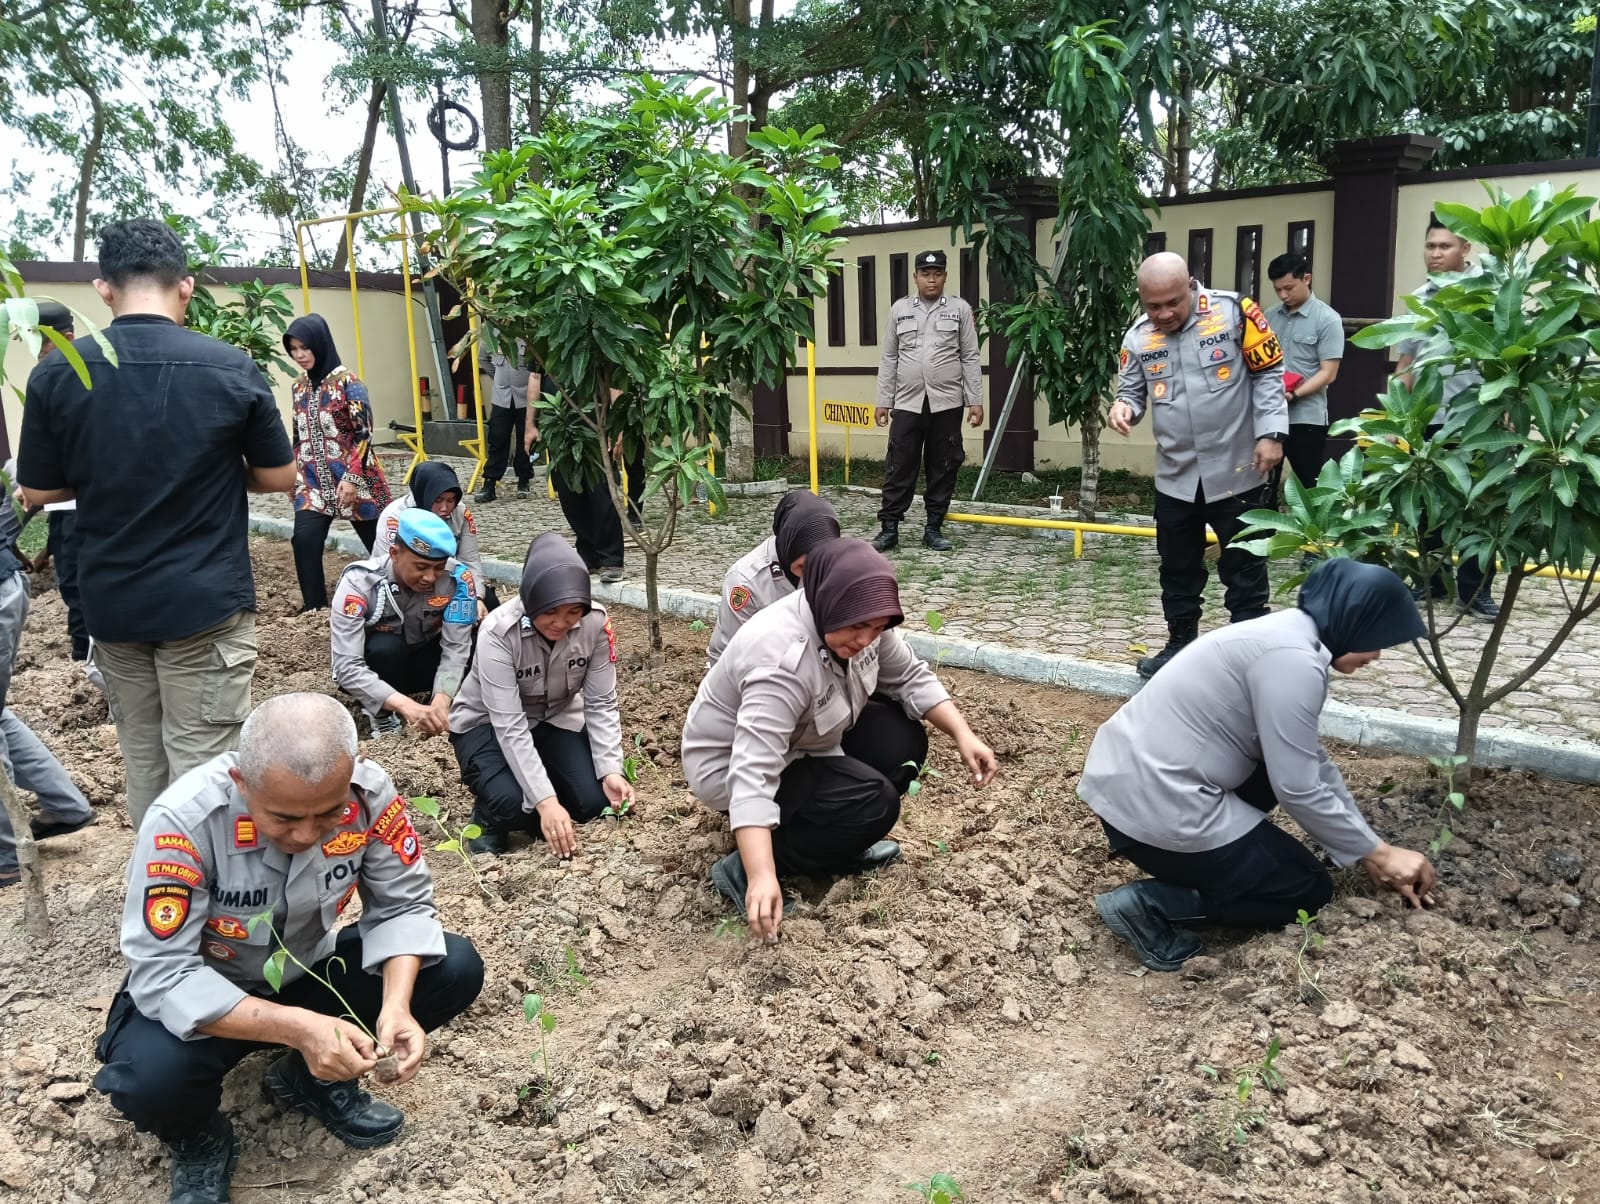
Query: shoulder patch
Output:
[[341, 593, 367, 618], [1241, 300, 1284, 373], [1241, 297, 1272, 333], [1118, 347, 1130, 370], [143, 884, 191, 940], [464, 508, 477, 535], [385, 515, 399, 538], [152, 833, 203, 865], [604, 616, 617, 663], [234, 817, 257, 849], [146, 860, 203, 887], [729, 585, 752, 613]]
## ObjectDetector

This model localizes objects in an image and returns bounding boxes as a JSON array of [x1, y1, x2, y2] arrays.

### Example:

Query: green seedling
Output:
[[247, 911, 398, 1083], [600, 796, 633, 821], [1294, 909, 1326, 1003], [924, 609, 949, 672], [529, 943, 590, 994], [1427, 754, 1469, 855], [621, 733, 664, 791], [923, 1050, 942, 1066], [714, 915, 748, 941], [410, 796, 493, 900], [688, 618, 708, 633], [902, 758, 943, 799], [518, 992, 558, 1102], [1235, 1035, 1286, 1103], [903, 1173, 964, 1203]]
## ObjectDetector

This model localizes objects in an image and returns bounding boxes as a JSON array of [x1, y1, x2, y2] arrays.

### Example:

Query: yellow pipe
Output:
[[458, 299, 488, 492], [397, 211, 425, 483], [806, 339, 819, 495], [346, 218, 364, 378]]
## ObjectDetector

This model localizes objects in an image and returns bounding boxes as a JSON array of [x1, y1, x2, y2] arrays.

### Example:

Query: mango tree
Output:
[[1236, 184, 1600, 770], [404, 77, 843, 651]]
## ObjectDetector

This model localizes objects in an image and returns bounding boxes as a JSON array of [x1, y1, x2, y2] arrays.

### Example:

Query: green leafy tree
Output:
[[404, 77, 843, 651], [1235, 183, 1600, 769]]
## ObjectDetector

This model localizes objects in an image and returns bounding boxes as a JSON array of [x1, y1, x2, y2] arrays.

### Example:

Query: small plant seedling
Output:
[[923, 1050, 942, 1065], [688, 618, 708, 633], [933, 839, 950, 856], [247, 912, 400, 1083], [1294, 909, 1326, 1003], [519, 992, 558, 1101], [1235, 1035, 1286, 1104], [621, 733, 663, 791], [903, 758, 944, 799], [904, 1173, 964, 1203], [924, 609, 949, 672], [600, 796, 633, 821], [1426, 754, 1469, 854], [410, 796, 494, 900], [714, 915, 748, 941]]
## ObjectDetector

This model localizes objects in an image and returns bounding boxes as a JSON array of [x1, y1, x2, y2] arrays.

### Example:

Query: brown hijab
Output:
[[802, 537, 903, 636]]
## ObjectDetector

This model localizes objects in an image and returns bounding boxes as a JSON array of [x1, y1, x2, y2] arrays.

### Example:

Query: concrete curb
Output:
[[248, 513, 1600, 786]]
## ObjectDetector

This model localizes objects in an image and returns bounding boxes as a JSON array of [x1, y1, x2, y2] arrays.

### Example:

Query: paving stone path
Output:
[[253, 452, 1600, 744]]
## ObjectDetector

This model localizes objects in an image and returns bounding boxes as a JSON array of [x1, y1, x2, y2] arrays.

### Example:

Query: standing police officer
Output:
[[1109, 252, 1288, 678], [870, 249, 983, 553], [92, 693, 484, 1204], [331, 510, 476, 738]]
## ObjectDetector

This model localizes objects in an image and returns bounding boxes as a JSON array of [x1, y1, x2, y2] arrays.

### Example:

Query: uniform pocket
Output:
[[895, 318, 919, 351], [201, 620, 258, 725]]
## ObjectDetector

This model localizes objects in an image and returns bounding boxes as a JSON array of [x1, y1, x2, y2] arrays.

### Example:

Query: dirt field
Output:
[[2, 538, 1598, 1204]]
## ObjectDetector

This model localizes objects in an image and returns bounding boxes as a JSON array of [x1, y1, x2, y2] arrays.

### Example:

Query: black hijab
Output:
[[803, 537, 903, 636], [283, 313, 341, 386], [1297, 558, 1425, 659], [772, 491, 841, 586], [410, 461, 462, 510], [521, 532, 592, 619]]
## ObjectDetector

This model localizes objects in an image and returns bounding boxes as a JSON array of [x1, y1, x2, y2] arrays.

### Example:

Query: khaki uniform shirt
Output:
[[449, 599, 624, 808], [704, 535, 794, 666], [1115, 286, 1288, 502], [1395, 277, 1482, 428], [1265, 293, 1344, 426], [875, 293, 982, 414], [119, 753, 445, 1041], [331, 555, 477, 715], [372, 497, 484, 588], [1077, 609, 1381, 866], [681, 591, 950, 830]]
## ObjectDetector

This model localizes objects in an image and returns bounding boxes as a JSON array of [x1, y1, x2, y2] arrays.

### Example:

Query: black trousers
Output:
[[292, 510, 378, 612], [552, 454, 646, 571], [92, 930, 484, 1142], [878, 400, 966, 526], [1271, 423, 1328, 500], [484, 405, 532, 487], [365, 630, 442, 699], [1153, 482, 1272, 626], [1102, 764, 1333, 928], [769, 698, 928, 876], [451, 721, 609, 833], [46, 510, 89, 660]]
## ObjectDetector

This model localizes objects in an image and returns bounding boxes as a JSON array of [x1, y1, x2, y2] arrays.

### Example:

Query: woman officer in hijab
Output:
[[448, 533, 632, 858], [704, 491, 842, 666], [373, 462, 493, 618], [1078, 558, 1439, 972], [682, 536, 999, 940]]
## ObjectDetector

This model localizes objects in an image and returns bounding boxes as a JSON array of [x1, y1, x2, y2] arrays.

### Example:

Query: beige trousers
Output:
[[96, 609, 257, 832]]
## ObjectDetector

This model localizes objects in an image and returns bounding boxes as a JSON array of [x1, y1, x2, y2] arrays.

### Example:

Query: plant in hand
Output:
[[247, 911, 400, 1084]]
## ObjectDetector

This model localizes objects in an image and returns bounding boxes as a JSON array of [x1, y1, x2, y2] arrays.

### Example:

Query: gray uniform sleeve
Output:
[[581, 614, 625, 780], [121, 820, 249, 1042], [455, 516, 484, 587], [874, 629, 951, 720], [727, 666, 815, 830], [959, 302, 982, 409], [354, 767, 447, 971], [330, 574, 394, 715], [1316, 307, 1345, 362], [875, 304, 901, 410], [1114, 331, 1147, 422], [433, 568, 477, 698], [1245, 657, 1381, 866], [705, 563, 759, 666], [479, 624, 558, 807]]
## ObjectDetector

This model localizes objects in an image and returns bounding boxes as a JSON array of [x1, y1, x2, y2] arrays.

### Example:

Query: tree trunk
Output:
[[724, 398, 755, 481], [645, 549, 661, 652], [1078, 404, 1101, 521], [472, 0, 512, 152], [333, 80, 387, 274], [527, 0, 544, 141], [0, 769, 49, 939], [1173, 60, 1192, 197], [56, 19, 105, 262], [720, 0, 759, 480]]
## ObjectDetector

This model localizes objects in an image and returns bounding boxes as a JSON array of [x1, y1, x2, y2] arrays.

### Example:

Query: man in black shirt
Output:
[[17, 220, 294, 831]]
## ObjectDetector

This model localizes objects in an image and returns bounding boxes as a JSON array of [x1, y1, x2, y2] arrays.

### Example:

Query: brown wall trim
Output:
[[19, 261, 415, 294], [1155, 179, 1332, 207], [784, 365, 991, 377], [1408, 157, 1600, 185]]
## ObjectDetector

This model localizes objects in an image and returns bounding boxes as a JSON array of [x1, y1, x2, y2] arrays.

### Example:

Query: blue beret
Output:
[[396, 509, 456, 560]]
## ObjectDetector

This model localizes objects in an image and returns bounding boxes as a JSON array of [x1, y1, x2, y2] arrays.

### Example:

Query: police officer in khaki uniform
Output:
[[705, 491, 840, 666], [450, 532, 633, 857], [1109, 252, 1288, 678], [331, 509, 476, 739], [683, 537, 998, 940], [92, 693, 484, 1204], [870, 249, 984, 552]]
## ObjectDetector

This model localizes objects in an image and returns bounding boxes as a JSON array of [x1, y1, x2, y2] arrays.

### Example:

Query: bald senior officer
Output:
[[1109, 252, 1288, 679]]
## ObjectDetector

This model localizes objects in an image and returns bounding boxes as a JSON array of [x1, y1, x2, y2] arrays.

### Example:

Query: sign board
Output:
[[821, 400, 875, 429]]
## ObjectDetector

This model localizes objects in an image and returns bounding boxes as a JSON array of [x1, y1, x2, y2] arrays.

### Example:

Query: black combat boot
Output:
[[473, 481, 496, 504], [709, 851, 796, 919], [850, 840, 902, 872], [1136, 620, 1199, 679], [465, 808, 508, 855], [263, 1051, 404, 1149], [921, 523, 953, 551], [870, 520, 899, 552], [166, 1111, 238, 1204], [1093, 880, 1207, 971]]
